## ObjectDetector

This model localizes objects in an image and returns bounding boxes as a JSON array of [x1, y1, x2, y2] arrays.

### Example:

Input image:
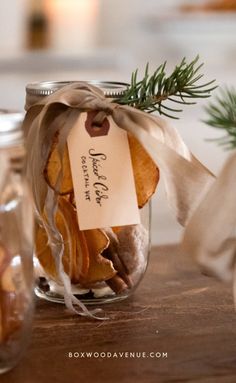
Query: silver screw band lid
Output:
[[26, 80, 129, 99]]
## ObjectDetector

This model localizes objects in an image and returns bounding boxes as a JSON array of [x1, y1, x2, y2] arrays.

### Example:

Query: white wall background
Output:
[[0, 0, 27, 54]]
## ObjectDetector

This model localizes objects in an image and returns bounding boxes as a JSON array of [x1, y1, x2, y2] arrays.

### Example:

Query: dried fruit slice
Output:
[[44, 133, 73, 195], [128, 133, 159, 208], [35, 223, 55, 276], [36, 198, 89, 284], [0, 244, 15, 293], [112, 226, 122, 234], [81, 230, 116, 285], [36, 198, 115, 286], [1, 266, 15, 293], [59, 198, 89, 282], [44, 129, 159, 207]]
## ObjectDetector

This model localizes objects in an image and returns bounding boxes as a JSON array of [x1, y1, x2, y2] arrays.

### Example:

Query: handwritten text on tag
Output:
[[67, 112, 140, 230]]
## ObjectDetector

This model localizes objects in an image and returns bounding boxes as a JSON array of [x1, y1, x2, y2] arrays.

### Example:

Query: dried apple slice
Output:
[[44, 133, 73, 195], [128, 133, 159, 208], [36, 198, 89, 284]]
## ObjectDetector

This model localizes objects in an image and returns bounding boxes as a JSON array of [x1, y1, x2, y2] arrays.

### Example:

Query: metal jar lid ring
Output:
[[26, 80, 129, 99]]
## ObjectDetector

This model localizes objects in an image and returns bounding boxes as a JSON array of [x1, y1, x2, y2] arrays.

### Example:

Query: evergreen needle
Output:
[[204, 87, 236, 149], [117, 56, 217, 119]]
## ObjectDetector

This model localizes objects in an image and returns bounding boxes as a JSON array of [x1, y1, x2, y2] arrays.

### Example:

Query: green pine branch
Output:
[[204, 87, 236, 149], [117, 55, 217, 119]]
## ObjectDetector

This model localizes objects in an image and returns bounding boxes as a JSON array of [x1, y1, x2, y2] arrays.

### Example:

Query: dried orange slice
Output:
[[35, 223, 55, 277], [36, 198, 115, 285], [44, 133, 73, 195], [128, 133, 159, 208], [36, 198, 89, 284], [111, 226, 122, 234], [1, 266, 15, 293], [81, 229, 116, 285], [59, 197, 90, 282]]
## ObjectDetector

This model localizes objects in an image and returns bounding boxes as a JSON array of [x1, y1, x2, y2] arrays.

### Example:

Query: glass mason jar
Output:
[[25, 81, 153, 305], [0, 112, 34, 374]]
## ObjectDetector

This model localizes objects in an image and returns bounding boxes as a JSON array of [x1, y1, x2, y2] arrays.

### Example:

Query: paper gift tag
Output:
[[67, 112, 140, 230]]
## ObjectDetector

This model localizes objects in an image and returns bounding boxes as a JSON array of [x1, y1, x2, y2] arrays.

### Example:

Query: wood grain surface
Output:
[[2, 245, 236, 383]]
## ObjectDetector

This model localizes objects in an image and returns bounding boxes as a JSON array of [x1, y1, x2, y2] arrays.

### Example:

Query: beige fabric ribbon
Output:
[[23, 82, 215, 317], [182, 151, 236, 305]]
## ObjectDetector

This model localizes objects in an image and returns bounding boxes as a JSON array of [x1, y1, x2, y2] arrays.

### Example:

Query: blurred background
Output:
[[0, 0, 236, 244]]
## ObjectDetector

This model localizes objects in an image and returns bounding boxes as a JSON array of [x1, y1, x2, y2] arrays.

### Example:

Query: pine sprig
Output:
[[117, 56, 217, 119], [204, 87, 236, 149]]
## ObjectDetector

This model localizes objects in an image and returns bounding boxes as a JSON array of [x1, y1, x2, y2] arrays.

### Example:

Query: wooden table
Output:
[[2, 245, 236, 383]]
